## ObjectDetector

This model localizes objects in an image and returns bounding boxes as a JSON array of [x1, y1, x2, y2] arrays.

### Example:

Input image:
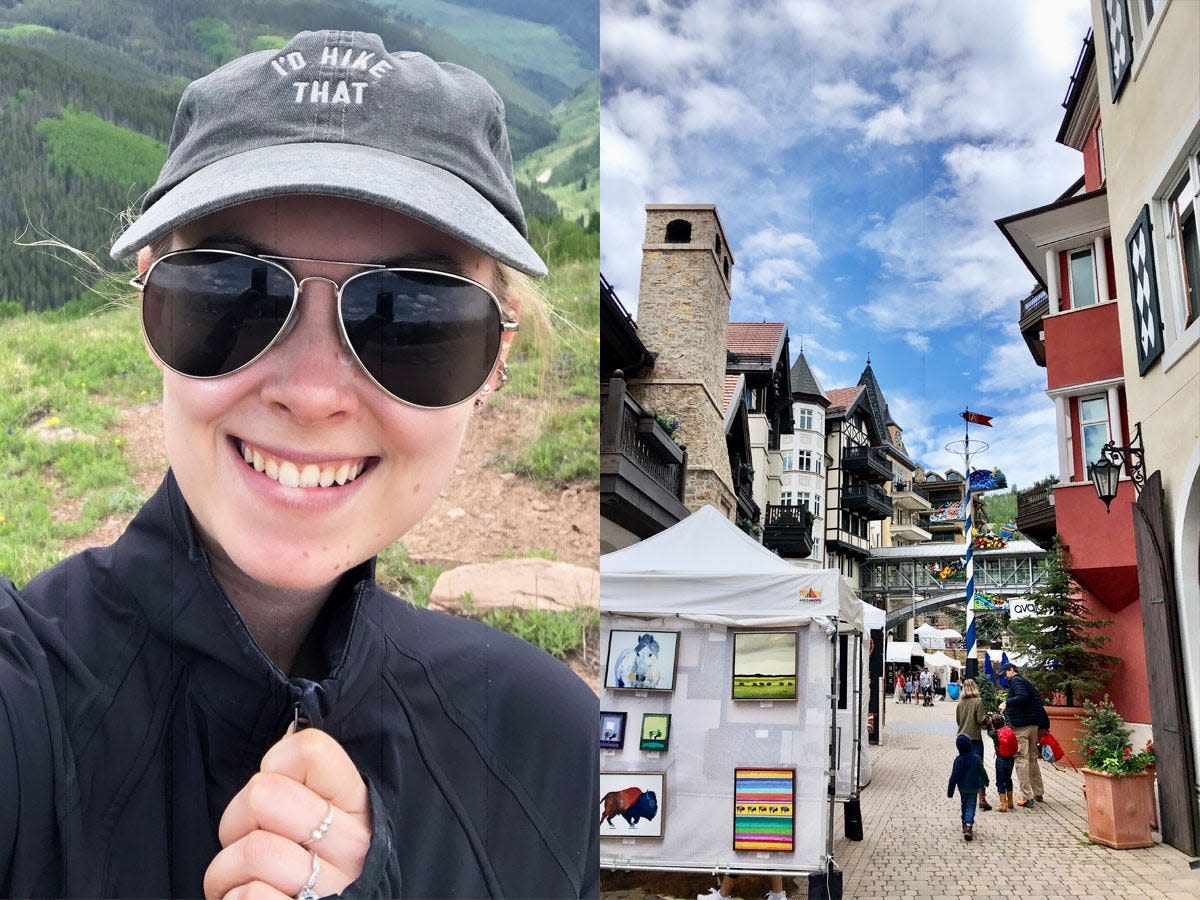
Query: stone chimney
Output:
[[632, 204, 737, 518]]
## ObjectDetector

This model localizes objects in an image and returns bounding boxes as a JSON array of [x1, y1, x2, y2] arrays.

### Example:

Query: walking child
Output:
[[987, 712, 1019, 812], [947, 733, 990, 840]]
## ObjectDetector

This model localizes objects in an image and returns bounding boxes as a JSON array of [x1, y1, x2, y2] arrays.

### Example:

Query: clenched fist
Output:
[[204, 729, 372, 900]]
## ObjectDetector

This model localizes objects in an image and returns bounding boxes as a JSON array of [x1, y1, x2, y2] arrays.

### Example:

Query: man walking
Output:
[[999, 663, 1050, 807]]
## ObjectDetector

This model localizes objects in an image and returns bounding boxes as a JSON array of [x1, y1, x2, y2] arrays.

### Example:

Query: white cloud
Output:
[[903, 331, 930, 353]]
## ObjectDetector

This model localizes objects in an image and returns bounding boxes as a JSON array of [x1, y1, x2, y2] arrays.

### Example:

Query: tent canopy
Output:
[[923, 651, 962, 669], [885, 640, 925, 663], [601, 505, 862, 630]]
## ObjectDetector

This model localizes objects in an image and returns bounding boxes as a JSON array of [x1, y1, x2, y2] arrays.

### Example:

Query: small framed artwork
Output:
[[600, 771, 665, 839], [639, 713, 671, 751], [604, 630, 680, 692], [733, 767, 796, 852], [732, 631, 798, 701], [600, 711, 627, 749]]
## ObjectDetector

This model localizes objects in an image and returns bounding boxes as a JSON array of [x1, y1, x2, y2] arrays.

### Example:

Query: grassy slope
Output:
[[515, 76, 599, 223], [376, 0, 591, 91]]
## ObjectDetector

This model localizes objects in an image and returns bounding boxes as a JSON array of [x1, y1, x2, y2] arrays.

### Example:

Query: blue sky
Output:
[[600, 0, 1095, 489]]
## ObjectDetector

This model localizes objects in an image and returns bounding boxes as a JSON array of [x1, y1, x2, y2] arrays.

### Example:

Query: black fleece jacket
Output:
[[0, 471, 599, 898]]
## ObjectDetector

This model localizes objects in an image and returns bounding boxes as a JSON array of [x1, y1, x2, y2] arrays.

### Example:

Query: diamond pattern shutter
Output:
[[1126, 204, 1164, 374], [1102, 0, 1133, 102]]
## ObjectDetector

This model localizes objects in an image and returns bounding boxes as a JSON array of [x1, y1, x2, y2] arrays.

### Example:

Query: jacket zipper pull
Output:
[[289, 702, 308, 735]]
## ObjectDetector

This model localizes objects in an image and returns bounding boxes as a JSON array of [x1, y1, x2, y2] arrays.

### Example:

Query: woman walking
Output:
[[955, 678, 992, 811]]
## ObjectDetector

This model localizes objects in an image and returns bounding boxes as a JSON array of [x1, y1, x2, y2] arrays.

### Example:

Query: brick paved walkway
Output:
[[602, 695, 1200, 899]]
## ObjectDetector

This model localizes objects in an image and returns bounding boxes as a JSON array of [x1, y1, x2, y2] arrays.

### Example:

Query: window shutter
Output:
[[1101, 0, 1133, 102], [1125, 204, 1164, 374]]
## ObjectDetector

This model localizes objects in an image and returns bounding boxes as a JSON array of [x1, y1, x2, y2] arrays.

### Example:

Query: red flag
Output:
[[961, 410, 993, 427]]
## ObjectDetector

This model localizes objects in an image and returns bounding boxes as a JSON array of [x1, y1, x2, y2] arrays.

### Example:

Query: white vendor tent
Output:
[[600, 505, 861, 876], [834, 601, 884, 796], [885, 640, 925, 663]]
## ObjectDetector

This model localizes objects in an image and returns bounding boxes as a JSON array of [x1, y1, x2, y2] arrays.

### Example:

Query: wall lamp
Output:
[[1087, 422, 1146, 513]]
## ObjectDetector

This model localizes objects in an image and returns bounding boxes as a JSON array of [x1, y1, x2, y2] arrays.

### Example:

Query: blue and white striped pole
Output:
[[963, 413, 978, 681]]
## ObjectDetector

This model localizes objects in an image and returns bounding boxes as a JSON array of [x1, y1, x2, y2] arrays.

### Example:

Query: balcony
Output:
[[733, 463, 760, 532], [600, 375, 690, 540], [827, 528, 870, 559], [1019, 288, 1049, 367], [841, 445, 892, 483], [842, 482, 893, 520], [891, 479, 932, 511], [889, 521, 932, 543], [762, 503, 814, 559], [1015, 484, 1056, 550]]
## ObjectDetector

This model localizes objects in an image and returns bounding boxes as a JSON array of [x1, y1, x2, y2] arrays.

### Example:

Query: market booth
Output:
[[599, 506, 861, 882]]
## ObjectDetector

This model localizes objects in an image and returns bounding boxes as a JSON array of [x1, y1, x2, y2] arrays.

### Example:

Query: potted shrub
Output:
[[1007, 539, 1119, 757], [1078, 697, 1155, 849]]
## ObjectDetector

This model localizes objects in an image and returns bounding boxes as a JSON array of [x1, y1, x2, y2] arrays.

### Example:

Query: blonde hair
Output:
[[960, 678, 980, 698]]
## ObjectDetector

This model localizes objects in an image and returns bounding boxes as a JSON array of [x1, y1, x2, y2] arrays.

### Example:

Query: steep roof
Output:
[[727, 322, 787, 365], [857, 362, 911, 465], [826, 386, 863, 415], [788, 350, 830, 407], [722, 373, 743, 418]]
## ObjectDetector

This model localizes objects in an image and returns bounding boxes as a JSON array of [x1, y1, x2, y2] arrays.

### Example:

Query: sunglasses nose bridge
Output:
[[294, 274, 342, 296]]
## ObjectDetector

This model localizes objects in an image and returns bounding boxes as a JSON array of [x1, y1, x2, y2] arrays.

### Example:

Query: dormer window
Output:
[[665, 219, 692, 243]]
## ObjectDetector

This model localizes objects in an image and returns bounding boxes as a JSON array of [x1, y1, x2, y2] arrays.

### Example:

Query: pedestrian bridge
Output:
[[860, 540, 1049, 631]]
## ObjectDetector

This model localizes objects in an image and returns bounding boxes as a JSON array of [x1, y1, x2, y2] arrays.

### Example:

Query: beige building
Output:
[[1092, 0, 1200, 854]]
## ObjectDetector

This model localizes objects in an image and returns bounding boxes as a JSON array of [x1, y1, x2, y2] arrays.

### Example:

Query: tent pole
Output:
[[826, 628, 838, 868]]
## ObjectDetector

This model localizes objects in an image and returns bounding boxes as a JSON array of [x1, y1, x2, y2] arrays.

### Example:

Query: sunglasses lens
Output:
[[340, 270, 502, 407], [142, 252, 294, 377]]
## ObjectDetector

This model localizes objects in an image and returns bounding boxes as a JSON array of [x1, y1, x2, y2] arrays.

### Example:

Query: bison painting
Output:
[[600, 786, 659, 828]]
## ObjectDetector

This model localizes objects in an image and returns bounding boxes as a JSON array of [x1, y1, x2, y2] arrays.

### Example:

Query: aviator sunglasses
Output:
[[132, 248, 517, 409]]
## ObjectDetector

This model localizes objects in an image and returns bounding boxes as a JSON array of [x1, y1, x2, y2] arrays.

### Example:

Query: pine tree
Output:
[[1007, 538, 1119, 706], [977, 670, 999, 715]]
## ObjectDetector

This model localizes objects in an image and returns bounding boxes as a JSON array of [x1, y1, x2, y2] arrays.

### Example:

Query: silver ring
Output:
[[295, 852, 320, 900], [304, 801, 334, 845]]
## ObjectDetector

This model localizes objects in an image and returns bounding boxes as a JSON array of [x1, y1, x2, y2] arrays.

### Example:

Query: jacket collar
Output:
[[114, 470, 384, 733]]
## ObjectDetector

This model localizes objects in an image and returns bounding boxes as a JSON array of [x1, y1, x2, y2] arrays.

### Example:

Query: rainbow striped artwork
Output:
[[733, 768, 795, 852]]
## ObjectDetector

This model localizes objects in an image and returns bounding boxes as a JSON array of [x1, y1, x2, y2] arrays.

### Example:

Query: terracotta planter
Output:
[[1081, 768, 1155, 849], [1046, 706, 1087, 765]]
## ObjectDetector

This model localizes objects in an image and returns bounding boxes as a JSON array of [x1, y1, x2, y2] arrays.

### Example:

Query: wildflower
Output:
[[44, 416, 60, 427]]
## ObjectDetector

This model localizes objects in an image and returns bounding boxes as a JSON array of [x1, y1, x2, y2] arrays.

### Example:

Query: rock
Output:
[[446, 507, 466, 520], [531, 501, 552, 513], [430, 558, 598, 612]]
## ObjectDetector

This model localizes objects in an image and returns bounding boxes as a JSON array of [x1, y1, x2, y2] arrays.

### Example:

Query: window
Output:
[[1079, 395, 1110, 468], [797, 450, 813, 471], [781, 450, 793, 470], [1068, 248, 1097, 308], [780, 491, 793, 506], [813, 494, 820, 517], [798, 408, 813, 430], [811, 538, 819, 560], [1168, 157, 1200, 326], [815, 455, 822, 475], [665, 219, 691, 243]]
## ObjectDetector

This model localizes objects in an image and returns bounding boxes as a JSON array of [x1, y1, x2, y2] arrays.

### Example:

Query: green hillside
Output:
[[0, 0, 595, 312], [516, 76, 599, 224], [376, 0, 592, 101]]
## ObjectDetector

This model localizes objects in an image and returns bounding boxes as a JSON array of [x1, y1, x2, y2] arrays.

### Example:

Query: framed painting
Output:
[[600, 711, 627, 750], [639, 713, 671, 751], [733, 767, 795, 852], [600, 771, 665, 839], [731, 630, 798, 700], [604, 630, 679, 692]]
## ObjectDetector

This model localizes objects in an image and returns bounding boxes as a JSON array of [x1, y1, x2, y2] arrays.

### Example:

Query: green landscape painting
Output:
[[732, 631, 799, 701]]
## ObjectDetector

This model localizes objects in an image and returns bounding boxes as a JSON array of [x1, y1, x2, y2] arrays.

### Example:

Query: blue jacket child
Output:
[[947, 733, 990, 840]]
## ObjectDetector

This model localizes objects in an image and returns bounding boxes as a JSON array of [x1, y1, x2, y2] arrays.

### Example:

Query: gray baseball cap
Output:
[[111, 29, 546, 276]]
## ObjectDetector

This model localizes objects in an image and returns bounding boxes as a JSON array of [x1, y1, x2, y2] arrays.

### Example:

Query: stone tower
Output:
[[632, 204, 737, 519]]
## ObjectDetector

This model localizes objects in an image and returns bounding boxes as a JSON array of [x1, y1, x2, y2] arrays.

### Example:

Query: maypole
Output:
[[947, 409, 995, 680]]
